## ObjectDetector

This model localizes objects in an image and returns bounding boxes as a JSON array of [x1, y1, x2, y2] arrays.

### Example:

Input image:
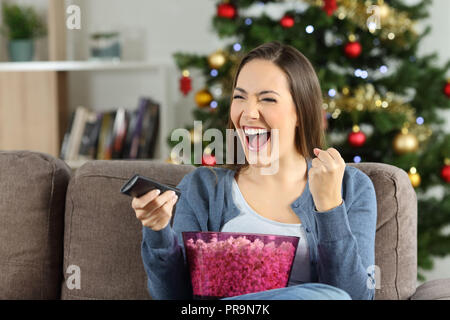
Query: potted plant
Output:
[[1, 3, 46, 62]]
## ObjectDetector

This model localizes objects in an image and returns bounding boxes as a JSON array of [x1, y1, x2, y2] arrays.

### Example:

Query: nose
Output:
[[243, 97, 260, 119]]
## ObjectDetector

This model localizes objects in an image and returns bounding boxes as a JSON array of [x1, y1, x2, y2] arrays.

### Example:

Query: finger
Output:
[[311, 157, 322, 168], [146, 215, 166, 231], [134, 190, 176, 219], [141, 210, 160, 227], [142, 208, 169, 229], [141, 190, 178, 219], [135, 207, 151, 221], [314, 148, 334, 168], [153, 190, 178, 209], [132, 189, 161, 209], [325, 147, 341, 161], [143, 198, 177, 230]]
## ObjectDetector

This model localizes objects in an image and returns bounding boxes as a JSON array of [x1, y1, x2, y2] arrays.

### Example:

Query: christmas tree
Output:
[[169, 0, 450, 280]]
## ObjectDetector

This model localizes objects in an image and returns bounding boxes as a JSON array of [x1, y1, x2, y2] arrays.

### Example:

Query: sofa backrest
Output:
[[347, 162, 417, 300], [0, 151, 71, 299]]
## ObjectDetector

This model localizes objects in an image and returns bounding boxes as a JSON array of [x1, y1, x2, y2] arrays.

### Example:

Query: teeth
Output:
[[243, 127, 269, 135]]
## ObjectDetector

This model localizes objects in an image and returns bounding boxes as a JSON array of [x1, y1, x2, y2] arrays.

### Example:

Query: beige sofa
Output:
[[0, 150, 449, 300]]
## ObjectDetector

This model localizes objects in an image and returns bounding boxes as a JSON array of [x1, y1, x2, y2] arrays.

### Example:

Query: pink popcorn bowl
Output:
[[182, 231, 300, 300]]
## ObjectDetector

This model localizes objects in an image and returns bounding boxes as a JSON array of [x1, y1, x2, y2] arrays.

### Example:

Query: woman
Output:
[[132, 41, 377, 300]]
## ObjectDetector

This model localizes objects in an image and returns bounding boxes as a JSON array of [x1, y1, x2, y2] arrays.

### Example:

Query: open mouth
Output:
[[243, 126, 271, 152]]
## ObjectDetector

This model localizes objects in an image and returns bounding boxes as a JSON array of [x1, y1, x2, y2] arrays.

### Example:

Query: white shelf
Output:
[[0, 60, 161, 72]]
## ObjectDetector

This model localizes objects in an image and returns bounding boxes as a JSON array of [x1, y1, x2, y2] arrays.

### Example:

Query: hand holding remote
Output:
[[131, 189, 178, 231]]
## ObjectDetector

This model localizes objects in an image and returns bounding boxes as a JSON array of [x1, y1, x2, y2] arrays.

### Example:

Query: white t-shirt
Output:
[[220, 177, 312, 286]]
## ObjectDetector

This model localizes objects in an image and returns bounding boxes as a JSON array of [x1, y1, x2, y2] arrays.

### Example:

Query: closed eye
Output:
[[233, 95, 276, 103]]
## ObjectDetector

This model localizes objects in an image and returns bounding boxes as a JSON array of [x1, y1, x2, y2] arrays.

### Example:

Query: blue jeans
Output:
[[221, 283, 352, 300]]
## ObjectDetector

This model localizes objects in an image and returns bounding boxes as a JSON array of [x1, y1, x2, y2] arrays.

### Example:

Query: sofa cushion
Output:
[[61, 159, 195, 299], [410, 278, 450, 300], [0, 150, 71, 299], [349, 162, 417, 300]]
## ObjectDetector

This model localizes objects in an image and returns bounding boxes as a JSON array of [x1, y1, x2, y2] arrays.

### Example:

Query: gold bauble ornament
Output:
[[195, 89, 213, 108], [208, 50, 226, 69], [393, 127, 419, 154], [378, 3, 390, 19], [408, 167, 421, 188]]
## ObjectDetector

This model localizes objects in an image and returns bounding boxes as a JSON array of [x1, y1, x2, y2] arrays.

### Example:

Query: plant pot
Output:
[[8, 39, 34, 62]]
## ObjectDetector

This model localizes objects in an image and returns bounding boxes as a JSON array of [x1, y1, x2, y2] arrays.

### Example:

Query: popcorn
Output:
[[184, 234, 297, 298]]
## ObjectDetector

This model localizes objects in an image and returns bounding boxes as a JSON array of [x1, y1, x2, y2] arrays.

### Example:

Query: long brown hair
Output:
[[214, 41, 325, 176]]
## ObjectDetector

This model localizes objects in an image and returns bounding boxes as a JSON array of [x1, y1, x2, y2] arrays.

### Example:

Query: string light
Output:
[[353, 156, 362, 163], [380, 65, 388, 73], [305, 25, 314, 33], [210, 69, 218, 77], [212, 86, 222, 97], [233, 43, 242, 52], [416, 117, 424, 125], [354, 69, 368, 79], [368, 22, 377, 33], [328, 89, 337, 97]]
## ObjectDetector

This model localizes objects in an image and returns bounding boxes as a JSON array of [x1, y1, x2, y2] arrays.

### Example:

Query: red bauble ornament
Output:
[[323, 0, 338, 16], [444, 82, 450, 98], [179, 75, 192, 96], [348, 129, 366, 147], [441, 164, 450, 183], [217, 3, 236, 19], [280, 15, 295, 28], [344, 41, 362, 59], [202, 154, 216, 166]]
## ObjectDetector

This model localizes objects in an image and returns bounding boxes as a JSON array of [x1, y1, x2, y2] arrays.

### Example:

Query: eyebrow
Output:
[[234, 87, 280, 96]]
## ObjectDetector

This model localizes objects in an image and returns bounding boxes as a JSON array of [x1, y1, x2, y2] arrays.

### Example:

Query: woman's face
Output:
[[230, 59, 299, 167]]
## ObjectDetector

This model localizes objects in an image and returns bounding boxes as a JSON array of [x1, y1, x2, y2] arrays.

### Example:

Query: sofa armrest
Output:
[[410, 278, 450, 300]]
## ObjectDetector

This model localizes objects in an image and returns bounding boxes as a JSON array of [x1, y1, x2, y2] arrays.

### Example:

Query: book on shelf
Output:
[[60, 96, 160, 163], [64, 106, 90, 161], [59, 111, 75, 160], [138, 99, 160, 159], [121, 108, 139, 159], [111, 108, 129, 159], [96, 110, 116, 160], [127, 97, 150, 159], [78, 112, 103, 160]]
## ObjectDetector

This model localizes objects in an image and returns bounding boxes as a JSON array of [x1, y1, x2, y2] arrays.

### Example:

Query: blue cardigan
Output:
[[141, 158, 378, 300]]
